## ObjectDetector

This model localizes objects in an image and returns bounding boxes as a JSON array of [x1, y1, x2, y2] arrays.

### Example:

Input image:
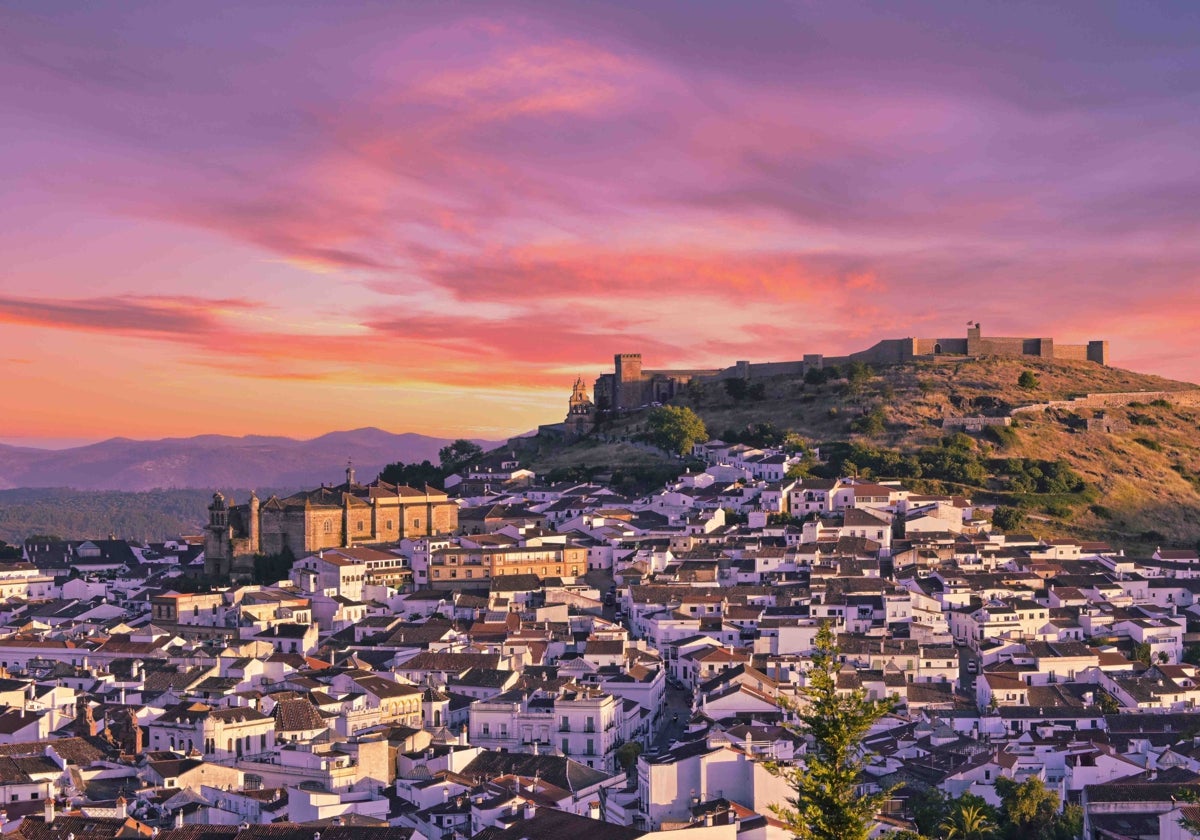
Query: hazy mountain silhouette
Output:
[[0, 428, 503, 491]]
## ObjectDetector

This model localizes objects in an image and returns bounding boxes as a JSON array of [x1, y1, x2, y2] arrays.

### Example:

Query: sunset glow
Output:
[[3, 1, 1198, 444]]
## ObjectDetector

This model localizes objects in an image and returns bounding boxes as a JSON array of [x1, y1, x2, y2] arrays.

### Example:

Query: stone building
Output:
[[205, 464, 459, 579]]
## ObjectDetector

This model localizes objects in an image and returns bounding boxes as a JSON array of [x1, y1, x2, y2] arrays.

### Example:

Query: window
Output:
[[562, 738, 569, 755], [356, 521, 364, 532], [413, 518, 420, 528], [386, 520, 393, 530], [482, 723, 490, 735], [323, 521, 332, 534]]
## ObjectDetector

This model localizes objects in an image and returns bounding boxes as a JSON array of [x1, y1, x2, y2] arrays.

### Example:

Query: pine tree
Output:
[[768, 623, 898, 840]]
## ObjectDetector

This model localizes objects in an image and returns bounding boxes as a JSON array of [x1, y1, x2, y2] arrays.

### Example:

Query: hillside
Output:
[[520, 356, 1200, 549], [0, 428, 501, 491], [0, 487, 274, 544]]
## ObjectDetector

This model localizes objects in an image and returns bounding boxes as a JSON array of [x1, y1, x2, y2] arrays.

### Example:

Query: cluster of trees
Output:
[[999, 458, 1086, 494], [820, 435, 987, 487], [903, 780, 1082, 840], [812, 438, 1088, 499], [724, 378, 767, 401], [377, 438, 485, 489]]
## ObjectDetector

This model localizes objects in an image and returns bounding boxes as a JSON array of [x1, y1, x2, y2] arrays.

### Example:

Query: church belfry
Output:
[[564, 376, 596, 440]]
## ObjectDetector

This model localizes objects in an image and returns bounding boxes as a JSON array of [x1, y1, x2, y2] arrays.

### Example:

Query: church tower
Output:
[[564, 376, 596, 440]]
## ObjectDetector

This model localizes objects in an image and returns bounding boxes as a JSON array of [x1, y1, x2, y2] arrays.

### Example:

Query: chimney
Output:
[[44, 799, 54, 825], [174, 811, 184, 829], [524, 802, 536, 820], [443, 788, 450, 802], [588, 801, 600, 820]]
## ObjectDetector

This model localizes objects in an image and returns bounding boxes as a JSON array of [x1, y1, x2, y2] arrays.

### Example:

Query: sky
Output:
[[2, 1, 1198, 447]]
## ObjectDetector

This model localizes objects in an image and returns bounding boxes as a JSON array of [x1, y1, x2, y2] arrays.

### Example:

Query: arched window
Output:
[[323, 520, 332, 534]]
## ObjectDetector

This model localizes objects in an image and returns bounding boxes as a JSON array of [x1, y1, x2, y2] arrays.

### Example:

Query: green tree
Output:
[[1132, 642, 1152, 666], [646, 406, 707, 456], [438, 439, 484, 472], [1094, 688, 1121, 713], [991, 506, 1025, 532], [996, 777, 1064, 840], [1018, 370, 1039, 390], [725, 378, 749, 401], [908, 788, 951, 837], [615, 741, 643, 773], [941, 800, 997, 839], [768, 623, 897, 840], [0, 541, 21, 560]]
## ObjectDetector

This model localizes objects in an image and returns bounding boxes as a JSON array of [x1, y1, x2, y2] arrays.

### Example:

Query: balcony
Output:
[[559, 725, 571, 732]]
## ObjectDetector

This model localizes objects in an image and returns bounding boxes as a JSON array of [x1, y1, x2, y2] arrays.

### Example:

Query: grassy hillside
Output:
[[521, 356, 1200, 549]]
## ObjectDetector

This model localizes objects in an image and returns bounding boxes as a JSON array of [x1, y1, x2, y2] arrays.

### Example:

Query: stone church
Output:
[[204, 464, 459, 579]]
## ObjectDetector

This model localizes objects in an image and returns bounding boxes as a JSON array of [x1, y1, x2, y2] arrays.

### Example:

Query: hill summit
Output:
[[519, 354, 1200, 550]]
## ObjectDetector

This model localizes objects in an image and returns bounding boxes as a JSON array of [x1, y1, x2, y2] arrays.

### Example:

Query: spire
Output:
[[346, 458, 356, 486]]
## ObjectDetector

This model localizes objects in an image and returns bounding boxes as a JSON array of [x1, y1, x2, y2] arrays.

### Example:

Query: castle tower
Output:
[[966, 322, 982, 356], [346, 458, 356, 487], [614, 353, 643, 411]]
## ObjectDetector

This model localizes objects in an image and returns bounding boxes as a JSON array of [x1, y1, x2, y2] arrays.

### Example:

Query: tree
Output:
[[646, 406, 707, 456], [378, 459, 444, 489], [941, 800, 997, 839], [991, 506, 1025, 532], [614, 741, 642, 773], [768, 623, 897, 840], [438, 439, 484, 472], [0, 541, 21, 560], [725, 378, 749, 401], [1018, 370, 1039, 390], [1132, 642, 1153, 666], [996, 776, 1065, 840]]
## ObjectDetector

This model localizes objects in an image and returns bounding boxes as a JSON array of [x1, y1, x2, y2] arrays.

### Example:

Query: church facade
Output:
[[204, 465, 459, 579]]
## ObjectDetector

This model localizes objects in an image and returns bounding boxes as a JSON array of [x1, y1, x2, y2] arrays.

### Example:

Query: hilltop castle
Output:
[[204, 463, 458, 579], [582, 322, 1108, 417]]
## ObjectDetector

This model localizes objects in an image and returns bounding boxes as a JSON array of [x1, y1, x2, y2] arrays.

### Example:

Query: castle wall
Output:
[[1055, 344, 1089, 362], [848, 338, 918, 365], [914, 338, 968, 355]]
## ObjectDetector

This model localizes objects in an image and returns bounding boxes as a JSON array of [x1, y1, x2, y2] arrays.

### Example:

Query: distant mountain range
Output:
[[0, 428, 504, 491]]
